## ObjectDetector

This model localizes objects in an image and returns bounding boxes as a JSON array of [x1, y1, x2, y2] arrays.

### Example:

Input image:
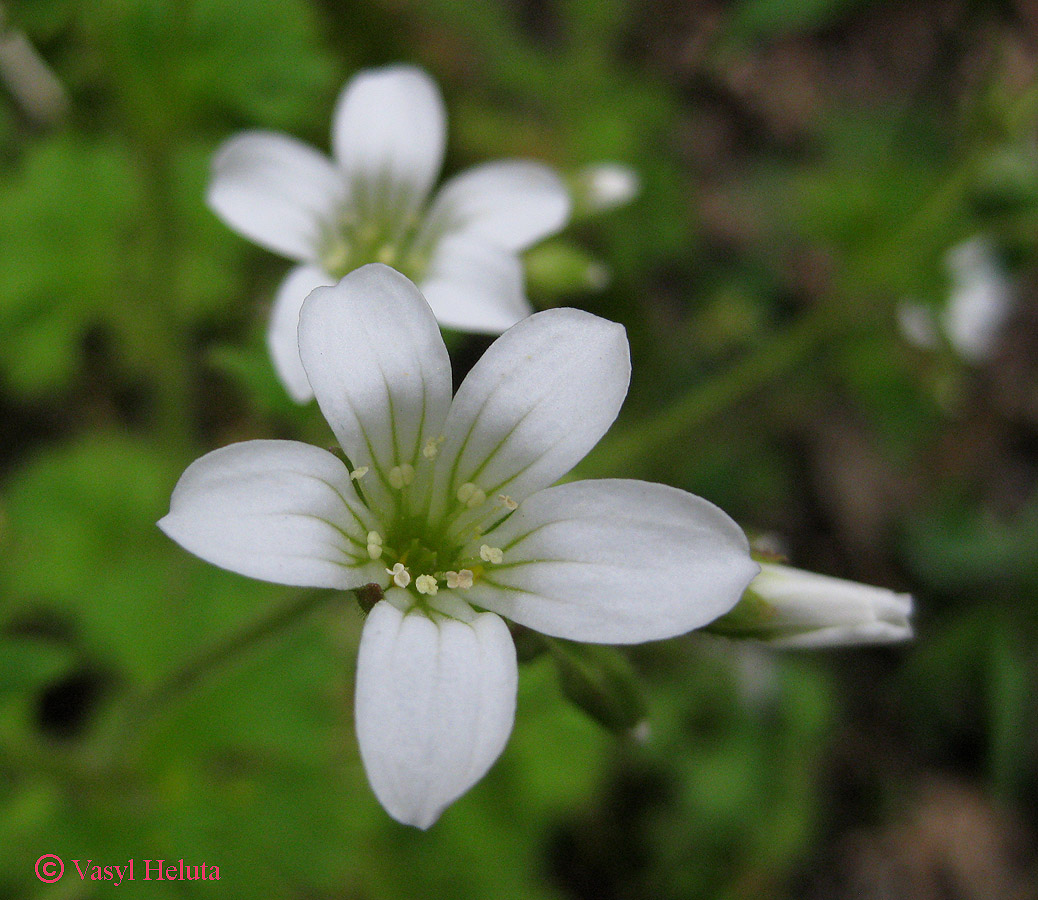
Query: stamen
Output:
[[376, 245, 396, 265], [457, 482, 486, 509], [415, 574, 438, 596], [422, 435, 446, 459], [445, 569, 474, 590], [479, 545, 504, 564], [386, 562, 411, 588], [350, 466, 369, 481], [389, 464, 415, 489], [498, 494, 518, 510], [366, 531, 383, 560]]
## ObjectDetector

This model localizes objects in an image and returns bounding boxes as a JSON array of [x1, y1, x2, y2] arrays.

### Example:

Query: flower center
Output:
[[354, 457, 512, 619], [318, 202, 436, 282]]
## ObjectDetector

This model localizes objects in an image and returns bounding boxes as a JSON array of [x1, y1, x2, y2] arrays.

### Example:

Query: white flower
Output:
[[158, 264, 758, 828], [943, 235, 1014, 363], [207, 64, 572, 402], [719, 562, 913, 649], [895, 300, 940, 351], [896, 236, 1015, 364]]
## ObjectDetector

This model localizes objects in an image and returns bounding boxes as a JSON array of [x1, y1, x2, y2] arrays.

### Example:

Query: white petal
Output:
[[425, 160, 570, 252], [331, 65, 446, 215], [431, 308, 629, 531], [768, 621, 912, 649], [466, 479, 759, 644], [354, 602, 517, 829], [420, 234, 532, 334], [267, 265, 335, 403], [297, 265, 452, 508], [207, 131, 342, 261], [158, 441, 377, 588]]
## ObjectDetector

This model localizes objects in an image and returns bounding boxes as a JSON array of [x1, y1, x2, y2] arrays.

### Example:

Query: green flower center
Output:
[[348, 450, 513, 615], [318, 183, 446, 282]]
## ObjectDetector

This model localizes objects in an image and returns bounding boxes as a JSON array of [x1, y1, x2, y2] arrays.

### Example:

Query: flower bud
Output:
[[524, 241, 611, 297], [706, 563, 913, 648], [548, 639, 647, 733], [570, 163, 640, 217]]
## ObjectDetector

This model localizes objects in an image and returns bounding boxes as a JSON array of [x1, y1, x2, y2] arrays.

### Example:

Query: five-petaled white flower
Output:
[[208, 64, 572, 402], [159, 264, 759, 828]]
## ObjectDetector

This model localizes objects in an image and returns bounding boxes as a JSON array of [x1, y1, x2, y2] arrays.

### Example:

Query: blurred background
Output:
[[2, 0, 1037, 897]]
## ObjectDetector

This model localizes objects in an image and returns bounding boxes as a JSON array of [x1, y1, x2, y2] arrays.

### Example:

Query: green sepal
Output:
[[524, 240, 609, 298], [700, 589, 776, 640], [547, 638, 647, 734], [507, 623, 549, 664]]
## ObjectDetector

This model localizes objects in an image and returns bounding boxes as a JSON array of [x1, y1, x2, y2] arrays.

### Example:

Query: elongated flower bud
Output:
[[706, 563, 913, 648]]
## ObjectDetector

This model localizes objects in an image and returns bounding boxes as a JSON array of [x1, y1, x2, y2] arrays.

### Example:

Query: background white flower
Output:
[[896, 235, 1015, 364], [207, 64, 571, 402], [943, 235, 1014, 363], [159, 264, 759, 828]]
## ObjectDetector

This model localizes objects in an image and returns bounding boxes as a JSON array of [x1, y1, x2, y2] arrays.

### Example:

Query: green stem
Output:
[[582, 155, 977, 477], [107, 588, 349, 763], [136, 135, 195, 457], [580, 300, 840, 477], [140, 588, 346, 716]]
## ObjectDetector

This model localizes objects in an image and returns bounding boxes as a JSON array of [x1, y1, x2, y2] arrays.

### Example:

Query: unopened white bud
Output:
[[575, 163, 640, 214], [735, 563, 913, 648]]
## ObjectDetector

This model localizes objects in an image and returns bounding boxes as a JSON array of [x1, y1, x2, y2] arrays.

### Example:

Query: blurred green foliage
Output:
[[2, 0, 1038, 897]]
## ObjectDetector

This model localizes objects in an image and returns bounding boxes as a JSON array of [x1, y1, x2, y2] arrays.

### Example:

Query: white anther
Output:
[[498, 494, 518, 510], [415, 574, 439, 596], [389, 464, 415, 489], [386, 562, 411, 588], [457, 482, 477, 504], [349, 466, 369, 480], [366, 530, 383, 559], [422, 435, 445, 459], [465, 488, 487, 509], [445, 569, 474, 590], [479, 545, 504, 564]]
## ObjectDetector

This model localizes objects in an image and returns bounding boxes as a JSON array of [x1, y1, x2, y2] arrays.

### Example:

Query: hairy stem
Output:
[[582, 156, 976, 477], [107, 588, 350, 764]]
